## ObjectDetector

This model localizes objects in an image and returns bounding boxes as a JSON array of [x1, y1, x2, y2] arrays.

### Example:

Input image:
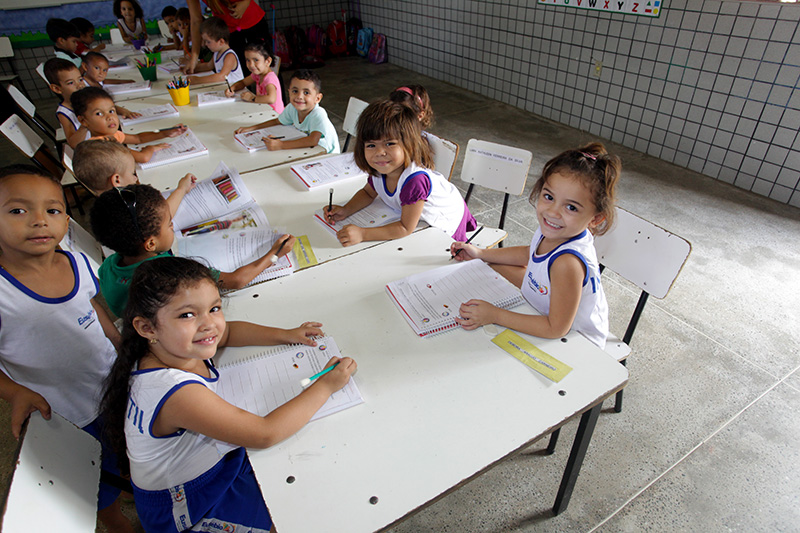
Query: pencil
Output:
[[269, 236, 291, 263], [300, 362, 339, 387], [328, 187, 334, 217], [451, 226, 485, 260]]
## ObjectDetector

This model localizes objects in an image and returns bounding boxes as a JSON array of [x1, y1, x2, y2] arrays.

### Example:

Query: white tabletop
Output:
[[215, 228, 628, 533]]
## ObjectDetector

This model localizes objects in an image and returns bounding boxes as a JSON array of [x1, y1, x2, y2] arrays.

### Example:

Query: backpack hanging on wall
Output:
[[356, 27, 373, 57], [368, 33, 387, 64]]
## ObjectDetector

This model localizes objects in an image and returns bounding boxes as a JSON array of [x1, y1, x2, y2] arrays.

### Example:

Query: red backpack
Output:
[[327, 20, 347, 56]]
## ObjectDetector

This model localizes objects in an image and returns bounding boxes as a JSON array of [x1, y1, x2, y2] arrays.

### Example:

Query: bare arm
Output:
[[324, 183, 377, 223], [164, 174, 197, 216], [92, 296, 121, 350], [218, 318, 322, 348], [234, 117, 281, 134], [449, 242, 530, 266], [186, 0, 203, 73], [336, 199, 423, 247], [263, 130, 321, 151], [0, 370, 51, 439], [217, 235, 296, 290], [251, 82, 278, 104]]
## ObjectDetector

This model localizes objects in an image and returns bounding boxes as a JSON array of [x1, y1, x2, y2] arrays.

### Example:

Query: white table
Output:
[[216, 228, 628, 532]]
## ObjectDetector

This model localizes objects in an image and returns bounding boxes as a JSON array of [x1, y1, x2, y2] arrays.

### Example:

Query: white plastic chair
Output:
[[4, 83, 57, 144], [35, 62, 48, 85], [60, 218, 106, 273], [158, 19, 172, 40], [109, 28, 125, 45], [424, 131, 459, 181], [341, 96, 368, 152], [460, 139, 533, 248], [0, 36, 25, 93]]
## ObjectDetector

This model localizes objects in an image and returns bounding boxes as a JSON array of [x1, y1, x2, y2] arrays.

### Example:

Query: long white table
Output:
[[216, 228, 628, 532]]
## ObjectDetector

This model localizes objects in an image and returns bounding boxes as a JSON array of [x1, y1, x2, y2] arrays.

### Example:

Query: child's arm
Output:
[[449, 242, 530, 265], [325, 182, 377, 224], [123, 124, 186, 144], [226, 75, 252, 98], [90, 43, 106, 52], [152, 355, 357, 448], [116, 105, 141, 119], [262, 131, 321, 151], [251, 82, 278, 104], [456, 253, 586, 339], [219, 317, 322, 348], [59, 114, 90, 149], [0, 370, 51, 439], [164, 174, 197, 216], [234, 117, 280, 134], [337, 199, 424, 247], [128, 144, 170, 163], [103, 78, 136, 85], [188, 52, 237, 85], [217, 235, 296, 290], [116, 21, 133, 43], [91, 296, 121, 350]]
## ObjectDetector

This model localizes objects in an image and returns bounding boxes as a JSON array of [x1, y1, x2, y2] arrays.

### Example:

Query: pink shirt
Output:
[[252, 71, 284, 114], [204, 0, 265, 32]]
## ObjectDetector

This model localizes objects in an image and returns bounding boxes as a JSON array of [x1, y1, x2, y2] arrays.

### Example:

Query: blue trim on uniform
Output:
[[380, 174, 396, 197], [399, 170, 432, 202], [78, 252, 100, 294], [547, 250, 590, 287], [0, 250, 80, 304], [149, 381, 206, 439], [530, 229, 589, 264]]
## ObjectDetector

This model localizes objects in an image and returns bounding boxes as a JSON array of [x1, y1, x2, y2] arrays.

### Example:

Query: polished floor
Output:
[[1, 57, 799, 532]]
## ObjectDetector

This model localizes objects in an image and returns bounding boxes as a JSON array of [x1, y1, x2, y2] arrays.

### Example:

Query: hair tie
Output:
[[395, 86, 424, 110], [580, 151, 597, 161]]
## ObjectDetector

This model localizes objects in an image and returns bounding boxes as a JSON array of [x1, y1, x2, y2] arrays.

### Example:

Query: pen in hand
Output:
[[300, 362, 339, 387], [451, 226, 484, 260], [269, 236, 291, 263], [328, 188, 334, 219]]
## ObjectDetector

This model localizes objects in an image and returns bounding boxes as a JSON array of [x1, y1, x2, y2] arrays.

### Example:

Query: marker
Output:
[[270, 236, 291, 263], [225, 76, 232, 92], [451, 226, 484, 260], [154, 125, 183, 133], [300, 362, 339, 387]]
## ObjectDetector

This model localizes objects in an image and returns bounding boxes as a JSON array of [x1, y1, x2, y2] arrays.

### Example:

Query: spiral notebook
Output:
[[386, 260, 525, 338], [215, 336, 363, 421], [136, 128, 208, 169]]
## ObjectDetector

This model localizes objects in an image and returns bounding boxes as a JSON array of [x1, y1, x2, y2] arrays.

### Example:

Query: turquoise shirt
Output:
[[278, 104, 340, 154]]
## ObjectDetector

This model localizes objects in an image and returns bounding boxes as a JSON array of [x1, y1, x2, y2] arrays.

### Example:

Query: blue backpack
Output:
[[356, 28, 373, 57]]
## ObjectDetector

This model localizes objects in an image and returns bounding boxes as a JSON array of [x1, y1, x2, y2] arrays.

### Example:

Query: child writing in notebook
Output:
[[70, 87, 182, 162], [114, 0, 147, 44], [0, 165, 135, 532], [99, 256, 356, 532], [450, 143, 620, 348], [90, 184, 296, 317], [224, 41, 283, 112], [325, 100, 475, 247], [44, 58, 89, 147], [184, 17, 244, 85]]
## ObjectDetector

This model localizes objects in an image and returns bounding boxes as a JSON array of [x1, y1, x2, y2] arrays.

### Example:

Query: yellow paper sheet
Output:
[[292, 235, 318, 270], [491, 329, 572, 382]]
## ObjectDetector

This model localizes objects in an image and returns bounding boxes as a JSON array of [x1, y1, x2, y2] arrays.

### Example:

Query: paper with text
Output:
[[314, 197, 400, 235]]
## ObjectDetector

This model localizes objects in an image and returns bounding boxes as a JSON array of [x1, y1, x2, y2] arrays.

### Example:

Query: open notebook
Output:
[[135, 128, 208, 169], [216, 336, 363, 421], [386, 259, 525, 337], [234, 125, 306, 152], [291, 153, 368, 189], [121, 104, 180, 126], [314, 197, 400, 235]]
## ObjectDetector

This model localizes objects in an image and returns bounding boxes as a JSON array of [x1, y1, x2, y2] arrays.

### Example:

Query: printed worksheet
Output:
[[136, 128, 208, 169], [314, 197, 400, 235], [234, 125, 306, 151], [121, 104, 180, 126], [291, 153, 368, 189]]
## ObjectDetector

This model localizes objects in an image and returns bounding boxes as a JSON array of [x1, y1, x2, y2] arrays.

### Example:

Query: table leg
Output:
[[552, 403, 601, 515]]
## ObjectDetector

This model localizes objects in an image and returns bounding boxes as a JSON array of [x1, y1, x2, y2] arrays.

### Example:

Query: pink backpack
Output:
[[273, 30, 291, 68], [368, 33, 386, 64], [307, 24, 327, 58]]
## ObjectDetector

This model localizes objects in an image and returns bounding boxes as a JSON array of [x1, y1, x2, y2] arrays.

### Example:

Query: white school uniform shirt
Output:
[[213, 48, 244, 84], [521, 228, 609, 348], [56, 103, 80, 131], [0, 251, 116, 427], [125, 362, 238, 490], [118, 18, 145, 39], [369, 162, 466, 238]]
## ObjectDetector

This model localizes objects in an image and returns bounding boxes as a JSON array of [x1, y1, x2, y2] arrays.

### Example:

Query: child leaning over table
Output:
[[184, 17, 244, 85], [0, 164, 136, 532], [235, 68, 340, 154], [90, 183, 297, 317]]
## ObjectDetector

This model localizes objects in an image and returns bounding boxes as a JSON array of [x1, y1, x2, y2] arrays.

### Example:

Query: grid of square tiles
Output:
[[358, 0, 800, 206]]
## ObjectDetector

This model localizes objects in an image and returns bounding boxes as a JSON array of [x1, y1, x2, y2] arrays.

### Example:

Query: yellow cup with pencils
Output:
[[168, 85, 190, 106]]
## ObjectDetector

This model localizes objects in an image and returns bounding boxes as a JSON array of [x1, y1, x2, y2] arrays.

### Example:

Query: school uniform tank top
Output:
[[213, 48, 244, 84], [118, 18, 145, 39], [521, 228, 609, 348], [56, 103, 80, 131]]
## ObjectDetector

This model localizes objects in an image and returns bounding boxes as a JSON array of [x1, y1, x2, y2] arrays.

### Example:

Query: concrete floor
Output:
[[1, 57, 799, 532]]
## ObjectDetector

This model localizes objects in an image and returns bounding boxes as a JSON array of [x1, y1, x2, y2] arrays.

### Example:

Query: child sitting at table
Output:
[[389, 85, 434, 129], [185, 17, 244, 85], [114, 0, 147, 45], [325, 100, 475, 247], [70, 17, 105, 55], [81, 51, 135, 87], [450, 143, 620, 349], [234, 69, 339, 153], [70, 87, 181, 162], [160, 6, 182, 51], [46, 18, 82, 68], [73, 139, 196, 209], [0, 164, 136, 533], [90, 184, 297, 317], [176, 7, 192, 57], [99, 256, 356, 532], [44, 58, 89, 147], [224, 41, 283, 112]]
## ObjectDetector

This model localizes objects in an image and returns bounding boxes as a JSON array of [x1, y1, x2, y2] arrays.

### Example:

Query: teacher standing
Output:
[[185, 0, 273, 74]]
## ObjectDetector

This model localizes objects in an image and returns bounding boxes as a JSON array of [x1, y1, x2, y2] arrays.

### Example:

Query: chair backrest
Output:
[[594, 207, 691, 299], [343, 96, 368, 137], [109, 28, 125, 45], [1, 114, 43, 157], [60, 219, 105, 273], [5, 83, 35, 118], [0, 36, 13, 59], [158, 19, 172, 39], [62, 144, 75, 172], [460, 139, 532, 195], [35, 62, 48, 85], [1, 412, 100, 532], [425, 132, 459, 181]]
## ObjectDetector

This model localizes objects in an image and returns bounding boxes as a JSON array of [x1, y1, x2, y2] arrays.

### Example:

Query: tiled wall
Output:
[[355, 0, 800, 207]]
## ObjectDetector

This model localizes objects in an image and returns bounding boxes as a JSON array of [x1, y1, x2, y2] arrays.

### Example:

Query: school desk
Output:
[[214, 227, 629, 532]]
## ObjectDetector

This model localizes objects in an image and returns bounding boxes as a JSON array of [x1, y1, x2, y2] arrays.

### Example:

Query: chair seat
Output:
[[468, 226, 507, 249], [603, 333, 631, 362]]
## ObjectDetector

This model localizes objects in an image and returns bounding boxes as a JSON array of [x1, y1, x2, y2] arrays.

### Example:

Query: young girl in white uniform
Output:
[[114, 0, 147, 43], [325, 100, 476, 246], [100, 256, 356, 533], [450, 143, 621, 348]]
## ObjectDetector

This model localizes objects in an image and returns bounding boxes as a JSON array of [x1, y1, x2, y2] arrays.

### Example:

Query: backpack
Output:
[[307, 24, 327, 58], [284, 26, 308, 67], [346, 17, 362, 55], [273, 30, 291, 69], [327, 20, 347, 56], [368, 33, 387, 64], [356, 27, 373, 57]]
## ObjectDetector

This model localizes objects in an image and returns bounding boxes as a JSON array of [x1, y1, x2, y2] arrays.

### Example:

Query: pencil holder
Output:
[[168, 86, 190, 106], [144, 51, 162, 64], [132, 38, 146, 50], [138, 65, 157, 82]]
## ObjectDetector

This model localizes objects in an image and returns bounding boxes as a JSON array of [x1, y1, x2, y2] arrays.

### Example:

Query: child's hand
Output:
[[177, 173, 197, 193], [284, 321, 324, 346], [224, 87, 236, 97], [315, 356, 358, 394], [95, 43, 106, 51], [324, 205, 348, 223], [449, 241, 482, 261], [140, 144, 170, 160], [336, 225, 364, 247], [163, 124, 187, 138], [241, 91, 255, 102], [8, 386, 51, 440], [118, 106, 139, 119], [455, 299, 497, 330], [262, 136, 283, 151], [269, 234, 296, 259], [234, 125, 255, 134]]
